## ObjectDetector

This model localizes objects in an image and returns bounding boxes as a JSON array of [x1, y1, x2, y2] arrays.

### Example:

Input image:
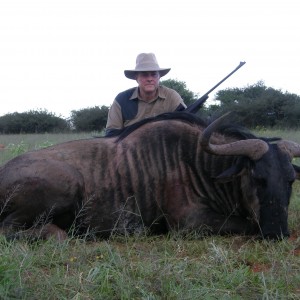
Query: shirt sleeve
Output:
[[174, 92, 187, 109], [164, 87, 187, 110], [105, 100, 124, 132]]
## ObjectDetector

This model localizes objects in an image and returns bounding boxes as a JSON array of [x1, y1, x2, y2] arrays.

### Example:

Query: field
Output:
[[0, 131, 300, 299]]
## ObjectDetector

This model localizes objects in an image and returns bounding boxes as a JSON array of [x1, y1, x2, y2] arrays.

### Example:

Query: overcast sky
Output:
[[0, 0, 299, 118]]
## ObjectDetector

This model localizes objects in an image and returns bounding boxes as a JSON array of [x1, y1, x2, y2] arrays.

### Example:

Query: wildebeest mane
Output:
[[114, 111, 281, 144], [115, 112, 208, 141]]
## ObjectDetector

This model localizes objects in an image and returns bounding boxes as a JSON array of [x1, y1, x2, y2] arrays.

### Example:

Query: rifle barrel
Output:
[[184, 61, 246, 114], [204, 61, 246, 96]]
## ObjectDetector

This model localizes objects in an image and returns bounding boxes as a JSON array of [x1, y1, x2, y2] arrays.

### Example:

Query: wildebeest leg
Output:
[[0, 160, 85, 240], [166, 203, 258, 235], [197, 210, 258, 235], [1, 223, 68, 242], [0, 211, 70, 241]]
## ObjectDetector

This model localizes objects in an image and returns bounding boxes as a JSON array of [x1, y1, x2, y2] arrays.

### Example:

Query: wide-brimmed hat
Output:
[[124, 53, 171, 80]]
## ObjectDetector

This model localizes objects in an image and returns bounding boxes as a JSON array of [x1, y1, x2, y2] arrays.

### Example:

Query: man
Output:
[[105, 53, 186, 136]]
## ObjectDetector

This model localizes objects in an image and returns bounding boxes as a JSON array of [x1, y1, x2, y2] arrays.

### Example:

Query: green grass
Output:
[[1, 231, 300, 299], [0, 132, 95, 164], [253, 127, 300, 143], [0, 131, 300, 299]]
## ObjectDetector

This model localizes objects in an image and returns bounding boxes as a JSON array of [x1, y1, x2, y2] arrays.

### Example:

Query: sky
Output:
[[0, 0, 299, 119]]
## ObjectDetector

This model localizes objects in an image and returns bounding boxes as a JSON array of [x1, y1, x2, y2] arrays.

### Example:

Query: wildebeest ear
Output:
[[214, 164, 245, 183], [292, 164, 300, 180]]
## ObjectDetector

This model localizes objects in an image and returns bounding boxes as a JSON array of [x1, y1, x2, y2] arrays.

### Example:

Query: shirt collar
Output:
[[129, 86, 166, 101]]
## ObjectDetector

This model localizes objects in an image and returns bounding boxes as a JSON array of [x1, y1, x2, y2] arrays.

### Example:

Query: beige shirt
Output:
[[106, 86, 186, 132]]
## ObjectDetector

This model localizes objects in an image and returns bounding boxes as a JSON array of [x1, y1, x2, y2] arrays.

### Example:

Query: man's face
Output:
[[136, 71, 160, 94]]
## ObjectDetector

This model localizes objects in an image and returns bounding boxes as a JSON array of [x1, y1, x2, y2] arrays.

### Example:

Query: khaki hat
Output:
[[124, 53, 171, 80]]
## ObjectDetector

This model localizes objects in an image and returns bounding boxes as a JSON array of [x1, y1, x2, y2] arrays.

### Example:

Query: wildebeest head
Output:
[[201, 113, 300, 239]]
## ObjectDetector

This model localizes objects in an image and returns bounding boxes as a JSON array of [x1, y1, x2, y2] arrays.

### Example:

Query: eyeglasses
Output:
[[138, 72, 160, 79]]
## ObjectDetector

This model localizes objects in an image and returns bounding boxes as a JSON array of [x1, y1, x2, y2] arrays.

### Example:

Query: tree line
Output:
[[0, 80, 299, 134], [205, 80, 300, 128]]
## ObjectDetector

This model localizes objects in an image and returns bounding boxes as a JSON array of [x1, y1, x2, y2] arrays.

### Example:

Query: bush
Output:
[[210, 81, 300, 128], [0, 110, 70, 134], [70, 106, 109, 132]]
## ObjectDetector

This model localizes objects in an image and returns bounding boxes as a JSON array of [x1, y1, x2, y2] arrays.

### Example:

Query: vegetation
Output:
[[0, 132, 93, 164], [0, 110, 70, 134], [0, 132, 300, 299], [206, 81, 300, 128], [1, 229, 300, 299], [160, 78, 198, 106], [69, 106, 109, 132]]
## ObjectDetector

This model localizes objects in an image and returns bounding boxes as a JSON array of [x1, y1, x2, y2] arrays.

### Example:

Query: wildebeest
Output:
[[0, 112, 300, 241]]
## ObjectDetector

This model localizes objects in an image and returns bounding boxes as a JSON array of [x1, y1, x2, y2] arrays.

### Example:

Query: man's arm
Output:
[[105, 100, 124, 136], [175, 103, 186, 111], [105, 128, 124, 137]]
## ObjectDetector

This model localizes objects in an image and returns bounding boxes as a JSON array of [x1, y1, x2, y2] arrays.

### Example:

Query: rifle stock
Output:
[[184, 61, 246, 114]]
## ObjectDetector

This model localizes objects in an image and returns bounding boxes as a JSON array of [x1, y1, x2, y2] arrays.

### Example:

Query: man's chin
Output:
[[144, 86, 156, 92]]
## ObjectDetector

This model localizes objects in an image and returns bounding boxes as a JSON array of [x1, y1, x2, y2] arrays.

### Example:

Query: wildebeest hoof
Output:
[[40, 224, 68, 242]]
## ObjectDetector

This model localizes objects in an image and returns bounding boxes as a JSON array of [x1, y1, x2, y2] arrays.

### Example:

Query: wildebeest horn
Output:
[[277, 140, 300, 158], [200, 112, 269, 161]]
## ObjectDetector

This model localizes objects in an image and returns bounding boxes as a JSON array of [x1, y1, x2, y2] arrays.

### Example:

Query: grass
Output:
[[253, 127, 300, 144], [0, 131, 300, 299], [1, 231, 300, 299], [0, 132, 95, 164]]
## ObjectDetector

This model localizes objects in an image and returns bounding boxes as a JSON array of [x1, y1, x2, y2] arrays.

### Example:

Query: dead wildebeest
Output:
[[0, 112, 300, 241]]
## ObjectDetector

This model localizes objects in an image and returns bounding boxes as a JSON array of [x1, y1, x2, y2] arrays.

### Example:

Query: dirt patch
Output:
[[249, 262, 271, 273]]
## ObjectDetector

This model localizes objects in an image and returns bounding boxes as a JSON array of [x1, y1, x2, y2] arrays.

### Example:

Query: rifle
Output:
[[184, 61, 246, 114]]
